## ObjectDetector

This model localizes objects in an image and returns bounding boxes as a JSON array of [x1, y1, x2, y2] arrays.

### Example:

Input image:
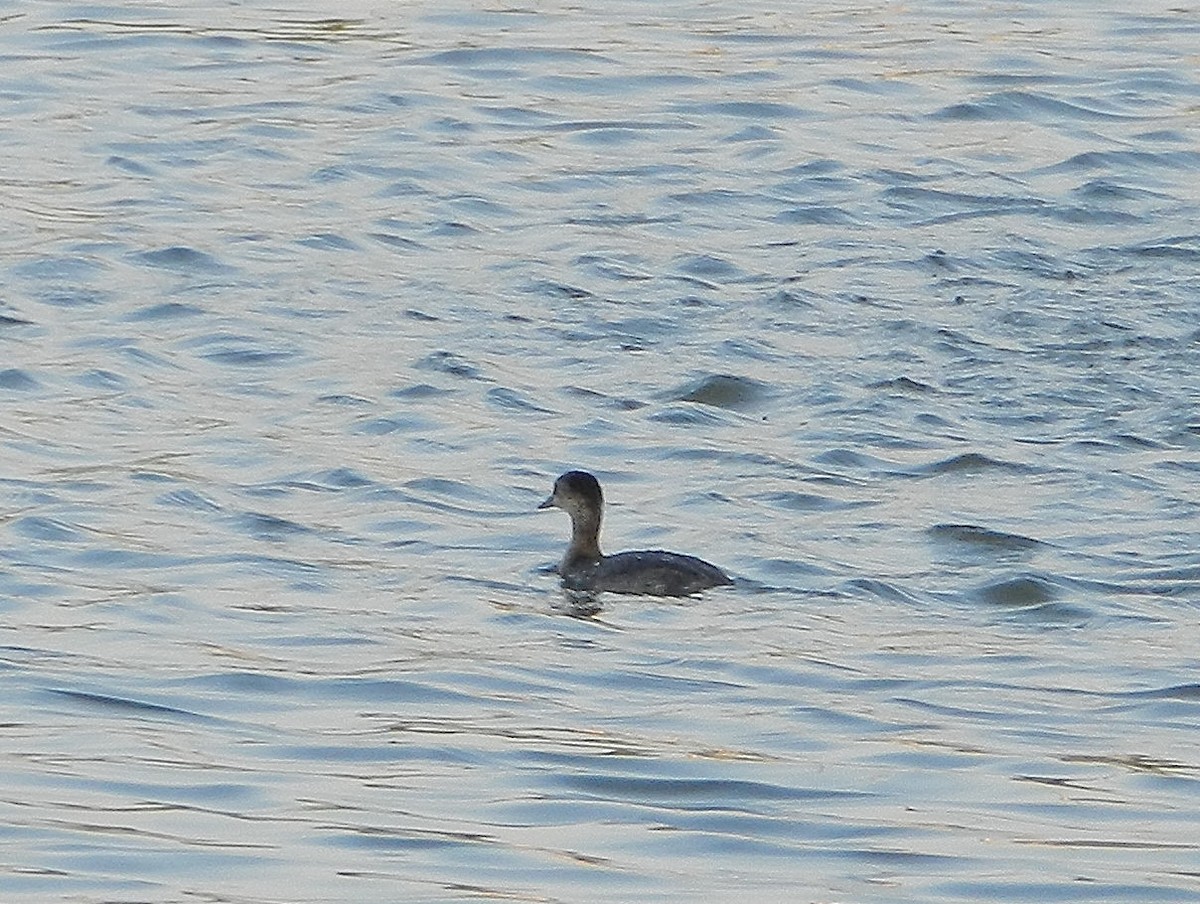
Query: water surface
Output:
[[2, 2, 1199, 902]]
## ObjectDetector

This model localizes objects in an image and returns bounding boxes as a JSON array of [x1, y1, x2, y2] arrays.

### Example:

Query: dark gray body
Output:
[[560, 549, 733, 597]]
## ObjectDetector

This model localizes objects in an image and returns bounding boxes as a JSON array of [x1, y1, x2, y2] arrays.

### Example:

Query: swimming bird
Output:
[[538, 470, 732, 596]]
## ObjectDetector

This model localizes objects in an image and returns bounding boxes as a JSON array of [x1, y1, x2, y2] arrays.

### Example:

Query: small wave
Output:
[[1118, 683, 1200, 701], [125, 301, 205, 321], [813, 448, 873, 469], [869, 376, 937, 394], [369, 231, 424, 251], [105, 154, 153, 175], [202, 347, 296, 367], [563, 386, 646, 411], [726, 124, 778, 142], [754, 491, 864, 513], [232, 512, 313, 541], [0, 368, 40, 391], [674, 253, 744, 280], [776, 205, 856, 225], [12, 255, 105, 281], [486, 386, 553, 414], [391, 382, 454, 400], [309, 468, 375, 490], [13, 516, 86, 543], [76, 369, 128, 391], [682, 100, 809, 120], [355, 413, 436, 435], [297, 232, 359, 251], [33, 287, 111, 308], [920, 453, 1033, 476], [1000, 601, 1093, 624], [928, 524, 1044, 552], [648, 405, 728, 426], [974, 575, 1059, 607], [845, 578, 924, 605], [528, 279, 597, 300], [1053, 149, 1200, 173], [1072, 179, 1165, 202], [71, 547, 193, 570], [416, 350, 487, 380], [134, 245, 228, 273], [48, 688, 215, 723], [884, 184, 1044, 214], [554, 772, 867, 808], [316, 393, 373, 406], [933, 91, 1146, 123], [157, 488, 222, 512], [673, 373, 772, 411], [423, 46, 605, 68], [403, 477, 492, 506], [1122, 238, 1200, 263]]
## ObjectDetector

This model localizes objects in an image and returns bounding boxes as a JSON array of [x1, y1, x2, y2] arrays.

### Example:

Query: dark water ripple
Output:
[[2, 2, 1200, 903]]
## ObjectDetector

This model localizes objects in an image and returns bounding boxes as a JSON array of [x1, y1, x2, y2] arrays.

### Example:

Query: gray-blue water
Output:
[[2, 2, 1199, 901]]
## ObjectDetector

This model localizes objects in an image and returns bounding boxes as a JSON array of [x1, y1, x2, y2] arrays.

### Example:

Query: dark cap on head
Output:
[[538, 469, 603, 510], [557, 470, 601, 500]]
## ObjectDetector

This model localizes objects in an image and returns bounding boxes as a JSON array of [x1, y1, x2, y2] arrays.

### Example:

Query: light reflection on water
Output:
[[2, 1, 1199, 901]]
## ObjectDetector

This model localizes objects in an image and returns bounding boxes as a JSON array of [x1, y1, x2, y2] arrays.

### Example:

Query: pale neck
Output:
[[563, 506, 603, 566]]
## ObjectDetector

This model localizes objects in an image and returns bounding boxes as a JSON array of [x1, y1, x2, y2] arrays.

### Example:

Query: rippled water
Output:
[[3, 2, 1199, 901]]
